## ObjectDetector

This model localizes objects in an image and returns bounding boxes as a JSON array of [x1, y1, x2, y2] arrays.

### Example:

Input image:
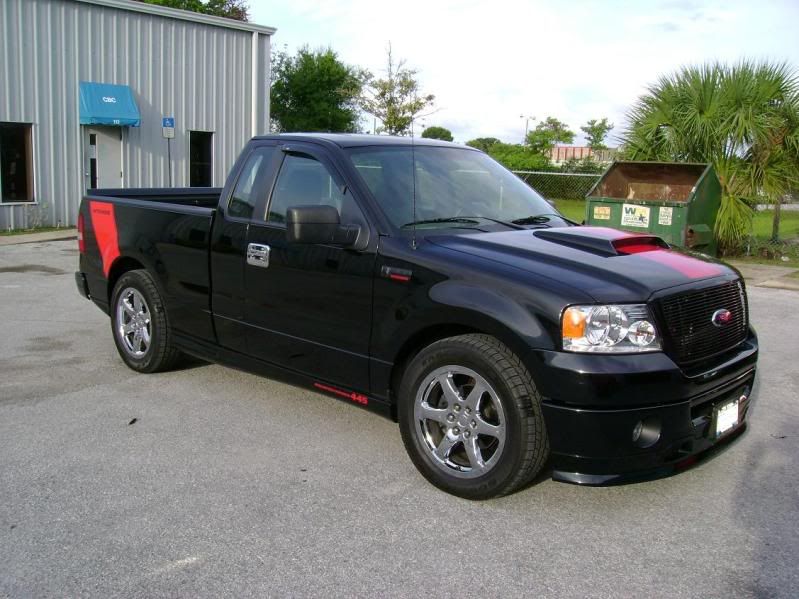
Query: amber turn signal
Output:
[[562, 307, 586, 338]]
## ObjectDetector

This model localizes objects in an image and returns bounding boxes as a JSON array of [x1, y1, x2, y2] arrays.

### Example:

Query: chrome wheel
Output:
[[115, 287, 152, 357], [413, 365, 507, 479]]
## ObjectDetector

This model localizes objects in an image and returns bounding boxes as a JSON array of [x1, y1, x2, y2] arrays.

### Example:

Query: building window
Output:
[[189, 131, 213, 187], [0, 123, 34, 203]]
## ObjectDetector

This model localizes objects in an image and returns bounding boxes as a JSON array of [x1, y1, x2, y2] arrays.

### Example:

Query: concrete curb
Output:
[[726, 261, 799, 292], [756, 276, 799, 291]]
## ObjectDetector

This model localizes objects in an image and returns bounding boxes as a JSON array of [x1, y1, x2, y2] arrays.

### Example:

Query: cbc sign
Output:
[[102, 96, 117, 103]]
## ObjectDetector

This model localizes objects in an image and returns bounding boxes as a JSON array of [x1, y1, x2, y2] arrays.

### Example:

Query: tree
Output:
[[581, 118, 614, 150], [561, 156, 606, 174], [486, 143, 550, 171], [466, 137, 501, 152], [622, 61, 799, 247], [421, 126, 453, 141], [270, 46, 364, 133], [133, 0, 249, 20], [359, 44, 435, 136], [465, 137, 549, 169], [526, 117, 575, 156]]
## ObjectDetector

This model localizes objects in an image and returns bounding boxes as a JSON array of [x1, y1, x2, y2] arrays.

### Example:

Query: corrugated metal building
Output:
[[0, 0, 275, 230]]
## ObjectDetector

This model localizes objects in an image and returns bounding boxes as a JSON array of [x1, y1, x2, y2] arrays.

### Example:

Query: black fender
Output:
[[370, 279, 566, 405]]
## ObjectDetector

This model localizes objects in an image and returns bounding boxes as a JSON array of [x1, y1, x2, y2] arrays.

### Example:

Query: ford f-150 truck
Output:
[[76, 134, 758, 499]]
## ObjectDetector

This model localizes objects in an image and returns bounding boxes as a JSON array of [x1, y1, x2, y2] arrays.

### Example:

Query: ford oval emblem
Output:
[[712, 309, 733, 327]]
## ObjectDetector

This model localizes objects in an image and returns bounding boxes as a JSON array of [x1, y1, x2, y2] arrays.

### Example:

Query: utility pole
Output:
[[520, 114, 535, 144]]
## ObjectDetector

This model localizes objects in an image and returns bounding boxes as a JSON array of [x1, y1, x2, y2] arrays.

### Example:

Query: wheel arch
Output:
[[387, 317, 535, 420], [106, 256, 147, 304]]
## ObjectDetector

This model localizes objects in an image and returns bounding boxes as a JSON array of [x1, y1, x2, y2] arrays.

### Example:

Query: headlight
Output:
[[562, 304, 661, 353]]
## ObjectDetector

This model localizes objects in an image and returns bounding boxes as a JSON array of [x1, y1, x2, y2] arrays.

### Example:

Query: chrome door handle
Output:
[[246, 243, 271, 268]]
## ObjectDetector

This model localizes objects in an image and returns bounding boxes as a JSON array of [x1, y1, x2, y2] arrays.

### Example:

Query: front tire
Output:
[[398, 334, 549, 499], [110, 270, 181, 373]]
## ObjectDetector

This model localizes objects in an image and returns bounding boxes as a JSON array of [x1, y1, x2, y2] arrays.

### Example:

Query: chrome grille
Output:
[[657, 280, 748, 364]]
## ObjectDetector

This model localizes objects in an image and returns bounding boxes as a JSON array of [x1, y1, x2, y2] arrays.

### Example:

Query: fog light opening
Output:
[[632, 417, 661, 448]]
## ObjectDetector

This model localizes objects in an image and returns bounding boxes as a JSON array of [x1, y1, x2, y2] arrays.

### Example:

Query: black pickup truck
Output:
[[76, 134, 758, 498]]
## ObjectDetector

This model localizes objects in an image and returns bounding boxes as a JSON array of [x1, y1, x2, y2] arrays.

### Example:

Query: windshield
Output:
[[347, 146, 558, 229]]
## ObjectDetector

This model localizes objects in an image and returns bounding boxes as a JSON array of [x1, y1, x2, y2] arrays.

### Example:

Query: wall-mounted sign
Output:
[[621, 204, 650, 228], [162, 116, 175, 139], [593, 206, 611, 220]]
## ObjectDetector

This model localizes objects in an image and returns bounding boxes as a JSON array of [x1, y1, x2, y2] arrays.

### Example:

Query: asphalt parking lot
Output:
[[1, 239, 798, 598]]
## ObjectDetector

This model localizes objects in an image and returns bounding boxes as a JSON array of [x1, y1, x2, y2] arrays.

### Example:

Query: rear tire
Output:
[[398, 334, 549, 499], [110, 270, 181, 373]]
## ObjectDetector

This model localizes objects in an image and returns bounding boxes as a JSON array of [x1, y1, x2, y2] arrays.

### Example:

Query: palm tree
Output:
[[621, 61, 799, 248]]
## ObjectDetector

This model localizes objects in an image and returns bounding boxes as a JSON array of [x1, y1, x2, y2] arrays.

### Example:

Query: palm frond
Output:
[[620, 60, 799, 245]]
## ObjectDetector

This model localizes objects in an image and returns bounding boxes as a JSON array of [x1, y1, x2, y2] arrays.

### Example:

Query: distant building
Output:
[[1, 0, 275, 230], [548, 146, 618, 165]]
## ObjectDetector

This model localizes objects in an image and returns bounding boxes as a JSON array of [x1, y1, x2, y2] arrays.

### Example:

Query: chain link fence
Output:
[[512, 171, 602, 200]]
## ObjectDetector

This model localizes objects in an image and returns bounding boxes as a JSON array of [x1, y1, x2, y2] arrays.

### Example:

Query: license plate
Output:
[[713, 400, 739, 437]]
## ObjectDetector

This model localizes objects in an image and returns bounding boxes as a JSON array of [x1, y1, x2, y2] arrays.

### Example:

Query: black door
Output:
[[244, 146, 376, 390], [210, 143, 278, 352]]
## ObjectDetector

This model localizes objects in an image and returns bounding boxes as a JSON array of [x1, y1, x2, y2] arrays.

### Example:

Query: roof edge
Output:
[[252, 133, 472, 148], [72, 0, 276, 35]]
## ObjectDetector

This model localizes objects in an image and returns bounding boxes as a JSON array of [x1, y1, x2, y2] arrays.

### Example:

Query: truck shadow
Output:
[[175, 354, 210, 370], [0, 264, 67, 275], [729, 432, 799, 597]]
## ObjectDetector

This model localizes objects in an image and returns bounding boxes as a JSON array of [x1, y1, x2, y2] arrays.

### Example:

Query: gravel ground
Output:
[[1, 240, 797, 598]]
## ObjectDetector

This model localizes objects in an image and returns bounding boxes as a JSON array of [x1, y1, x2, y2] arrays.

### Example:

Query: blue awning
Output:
[[79, 81, 141, 127]]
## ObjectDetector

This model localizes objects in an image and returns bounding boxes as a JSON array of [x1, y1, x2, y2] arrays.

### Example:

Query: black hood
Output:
[[427, 226, 738, 303]]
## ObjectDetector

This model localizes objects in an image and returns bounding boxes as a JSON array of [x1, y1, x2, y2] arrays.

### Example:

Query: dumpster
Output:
[[585, 161, 722, 255]]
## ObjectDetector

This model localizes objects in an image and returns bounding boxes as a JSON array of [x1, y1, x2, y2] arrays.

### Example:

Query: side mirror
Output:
[[286, 205, 361, 247]]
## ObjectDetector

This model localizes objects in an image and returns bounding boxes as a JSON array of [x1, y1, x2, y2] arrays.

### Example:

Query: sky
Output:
[[249, 0, 799, 146]]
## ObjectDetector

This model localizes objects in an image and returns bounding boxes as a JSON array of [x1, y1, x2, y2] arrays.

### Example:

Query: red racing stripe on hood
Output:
[[634, 248, 724, 279], [593, 228, 723, 279], [88, 201, 120, 277]]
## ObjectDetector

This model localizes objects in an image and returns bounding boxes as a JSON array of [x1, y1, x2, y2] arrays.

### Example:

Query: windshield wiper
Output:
[[458, 216, 526, 230], [511, 214, 557, 225], [511, 212, 580, 227], [401, 217, 481, 228]]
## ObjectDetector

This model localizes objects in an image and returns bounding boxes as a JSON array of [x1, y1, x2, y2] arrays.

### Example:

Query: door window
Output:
[[228, 146, 274, 219], [88, 133, 98, 190], [268, 153, 358, 225]]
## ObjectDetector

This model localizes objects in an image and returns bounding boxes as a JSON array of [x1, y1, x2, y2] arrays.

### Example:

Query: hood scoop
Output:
[[533, 227, 668, 256]]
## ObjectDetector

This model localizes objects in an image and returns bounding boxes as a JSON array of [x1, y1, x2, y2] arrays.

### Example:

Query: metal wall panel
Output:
[[0, 0, 272, 229]]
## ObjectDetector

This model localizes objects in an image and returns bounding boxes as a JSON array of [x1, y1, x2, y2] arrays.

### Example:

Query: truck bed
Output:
[[88, 187, 222, 208], [80, 187, 221, 343]]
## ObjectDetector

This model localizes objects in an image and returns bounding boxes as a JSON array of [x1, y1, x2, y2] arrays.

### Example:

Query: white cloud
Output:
[[251, 0, 799, 145]]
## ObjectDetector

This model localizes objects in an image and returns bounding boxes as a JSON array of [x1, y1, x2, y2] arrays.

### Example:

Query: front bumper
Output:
[[527, 330, 758, 485]]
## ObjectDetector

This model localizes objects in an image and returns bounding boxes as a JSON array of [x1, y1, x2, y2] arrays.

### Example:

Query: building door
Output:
[[85, 126, 122, 189], [189, 131, 213, 187], [0, 122, 34, 203]]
